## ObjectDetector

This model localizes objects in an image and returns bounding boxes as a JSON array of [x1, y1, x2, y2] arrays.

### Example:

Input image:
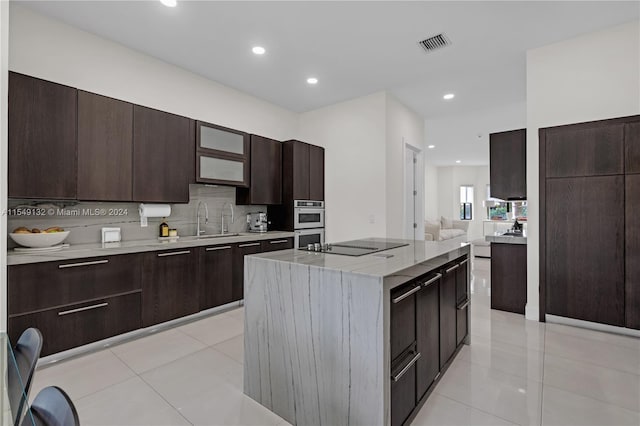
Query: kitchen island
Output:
[[244, 238, 470, 426]]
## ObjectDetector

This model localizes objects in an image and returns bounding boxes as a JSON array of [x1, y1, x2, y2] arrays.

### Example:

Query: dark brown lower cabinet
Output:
[[260, 238, 294, 253], [625, 175, 640, 329], [416, 276, 440, 400], [233, 242, 263, 301], [199, 245, 234, 311], [439, 263, 457, 368], [490, 243, 527, 314], [546, 176, 624, 326], [142, 249, 199, 327], [8, 254, 142, 315], [9, 292, 141, 357], [391, 256, 469, 425], [391, 283, 418, 361], [391, 348, 418, 426]]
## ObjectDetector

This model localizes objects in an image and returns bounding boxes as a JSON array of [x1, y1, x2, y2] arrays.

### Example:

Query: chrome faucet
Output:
[[221, 202, 235, 234], [196, 201, 209, 236]]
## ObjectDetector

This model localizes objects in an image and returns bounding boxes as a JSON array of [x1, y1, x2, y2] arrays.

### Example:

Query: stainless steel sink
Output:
[[501, 231, 523, 237]]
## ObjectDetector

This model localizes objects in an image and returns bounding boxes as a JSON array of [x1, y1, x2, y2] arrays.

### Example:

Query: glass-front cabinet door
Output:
[[196, 121, 249, 187]]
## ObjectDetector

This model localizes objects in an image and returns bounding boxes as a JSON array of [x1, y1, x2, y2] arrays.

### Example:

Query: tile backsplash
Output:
[[7, 185, 266, 248]]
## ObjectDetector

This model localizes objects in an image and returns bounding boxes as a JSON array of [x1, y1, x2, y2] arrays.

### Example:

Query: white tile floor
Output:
[[29, 258, 640, 426]]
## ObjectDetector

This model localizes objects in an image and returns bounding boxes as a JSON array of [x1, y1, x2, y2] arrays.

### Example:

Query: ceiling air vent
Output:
[[418, 33, 451, 53]]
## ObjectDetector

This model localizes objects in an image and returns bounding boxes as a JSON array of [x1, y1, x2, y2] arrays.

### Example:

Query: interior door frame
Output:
[[403, 143, 424, 241]]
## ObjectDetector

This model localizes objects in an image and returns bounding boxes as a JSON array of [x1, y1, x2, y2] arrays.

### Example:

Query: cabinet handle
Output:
[[421, 273, 442, 287], [58, 302, 108, 316], [392, 285, 422, 304], [157, 250, 191, 257], [391, 352, 421, 382], [457, 299, 470, 310], [269, 240, 289, 244], [445, 264, 460, 274], [459, 259, 469, 266], [239, 242, 260, 248], [58, 259, 109, 269], [206, 246, 231, 251]]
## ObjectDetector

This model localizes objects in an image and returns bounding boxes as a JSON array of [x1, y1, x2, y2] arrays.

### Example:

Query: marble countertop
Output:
[[485, 232, 527, 245], [249, 238, 470, 278], [7, 231, 295, 266]]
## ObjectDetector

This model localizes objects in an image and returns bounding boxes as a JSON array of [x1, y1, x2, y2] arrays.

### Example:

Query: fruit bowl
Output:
[[9, 231, 70, 248]]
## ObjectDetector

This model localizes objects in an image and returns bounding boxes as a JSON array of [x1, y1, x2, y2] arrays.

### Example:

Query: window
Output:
[[460, 185, 473, 220]]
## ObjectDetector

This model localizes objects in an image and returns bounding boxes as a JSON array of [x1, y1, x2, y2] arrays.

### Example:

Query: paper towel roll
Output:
[[138, 203, 171, 218]]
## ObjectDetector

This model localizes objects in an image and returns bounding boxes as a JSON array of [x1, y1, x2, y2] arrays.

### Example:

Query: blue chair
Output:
[[9, 328, 43, 426], [22, 386, 79, 426]]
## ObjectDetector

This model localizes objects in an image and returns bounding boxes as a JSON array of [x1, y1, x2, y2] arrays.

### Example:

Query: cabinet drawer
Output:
[[455, 257, 469, 304], [9, 254, 142, 315], [260, 238, 294, 252], [9, 292, 141, 356], [391, 349, 419, 426], [390, 283, 419, 362], [456, 299, 469, 346]]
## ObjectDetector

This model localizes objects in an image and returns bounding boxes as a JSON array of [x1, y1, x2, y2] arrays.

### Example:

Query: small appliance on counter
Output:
[[247, 212, 269, 233]]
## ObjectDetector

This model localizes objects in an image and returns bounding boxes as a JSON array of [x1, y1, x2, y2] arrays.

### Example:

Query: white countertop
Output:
[[485, 232, 527, 245], [7, 231, 295, 265], [249, 238, 470, 278]]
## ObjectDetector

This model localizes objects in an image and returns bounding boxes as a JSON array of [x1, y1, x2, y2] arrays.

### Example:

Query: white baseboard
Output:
[[525, 303, 539, 322], [546, 314, 640, 338]]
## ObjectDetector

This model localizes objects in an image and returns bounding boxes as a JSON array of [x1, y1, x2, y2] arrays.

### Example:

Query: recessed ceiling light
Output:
[[160, 0, 177, 7], [307, 77, 318, 85], [455, 160, 461, 164], [252, 46, 266, 55], [428, 145, 435, 149], [443, 93, 455, 100]]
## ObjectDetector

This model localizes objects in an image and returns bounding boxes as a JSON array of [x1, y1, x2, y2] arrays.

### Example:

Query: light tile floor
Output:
[[30, 258, 640, 425]]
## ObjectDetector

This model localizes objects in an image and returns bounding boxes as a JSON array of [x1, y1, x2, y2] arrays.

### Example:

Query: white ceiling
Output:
[[17, 0, 640, 164]]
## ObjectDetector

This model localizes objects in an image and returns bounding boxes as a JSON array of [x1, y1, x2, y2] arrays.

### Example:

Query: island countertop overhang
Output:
[[247, 238, 470, 288]]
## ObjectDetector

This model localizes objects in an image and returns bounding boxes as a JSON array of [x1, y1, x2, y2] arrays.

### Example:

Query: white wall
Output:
[[298, 92, 387, 242], [0, 0, 9, 332], [425, 101, 526, 166], [9, 5, 298, 141], [526, 20, 640, 321], [385, 94, 425, 239], [436, 166, 489, 241], [424, 165, 438, 220]]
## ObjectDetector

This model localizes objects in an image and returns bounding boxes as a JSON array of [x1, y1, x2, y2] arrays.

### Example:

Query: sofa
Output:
[[425, 217, 469, 241]]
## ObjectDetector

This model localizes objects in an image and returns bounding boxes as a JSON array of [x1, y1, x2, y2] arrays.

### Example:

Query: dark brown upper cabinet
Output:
[[237, 135, 282, 205], [8, 72, 77, 199], [545, 123, 624, 178], [196, 121, 250, 187], [283, 140, 325, 201], [309, 144, 325, 201], [77, 91, 133, 201], [624, 121, 640, 174], [625, 174, 640, 329], [133, 105, 193, 203], [489, 129, 526, 200]]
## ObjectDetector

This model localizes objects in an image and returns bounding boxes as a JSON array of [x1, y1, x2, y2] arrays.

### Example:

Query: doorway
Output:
[[404, 144, 424, 240]]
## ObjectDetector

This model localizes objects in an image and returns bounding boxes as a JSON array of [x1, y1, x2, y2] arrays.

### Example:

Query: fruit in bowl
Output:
[[10, 226, 70, 248]]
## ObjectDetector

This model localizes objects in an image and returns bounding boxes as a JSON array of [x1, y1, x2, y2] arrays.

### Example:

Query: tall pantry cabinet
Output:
[[540, 115, 640, 330]]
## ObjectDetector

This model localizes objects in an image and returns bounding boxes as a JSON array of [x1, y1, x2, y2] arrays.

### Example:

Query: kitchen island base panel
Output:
[[244, 240, 471, 426], [244, 259, 385, 425]]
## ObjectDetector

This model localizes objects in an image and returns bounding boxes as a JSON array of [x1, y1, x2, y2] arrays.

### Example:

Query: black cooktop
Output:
[[306, 239, 409, 257]]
